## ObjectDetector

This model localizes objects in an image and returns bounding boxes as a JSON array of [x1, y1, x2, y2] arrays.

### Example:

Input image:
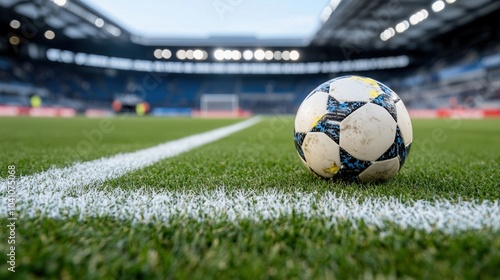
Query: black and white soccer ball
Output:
[[294, 76, 413, 183]]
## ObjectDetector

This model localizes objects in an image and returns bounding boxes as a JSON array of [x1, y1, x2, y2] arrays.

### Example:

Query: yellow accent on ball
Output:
[[310, 114, 324, 129], [369, 90, 380, 98], [323, 163, 340, 175], [352, 76, 381, 98], [351, 76, 378, 87]]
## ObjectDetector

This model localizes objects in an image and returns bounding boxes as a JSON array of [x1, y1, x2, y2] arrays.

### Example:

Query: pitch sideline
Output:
[[0, 116, 261, 194], [0, 115, 499, 233], [4, 187, 500, 234]]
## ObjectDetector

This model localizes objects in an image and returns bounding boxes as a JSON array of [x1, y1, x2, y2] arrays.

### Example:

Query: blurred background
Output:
[[0, 0, 499, 118]]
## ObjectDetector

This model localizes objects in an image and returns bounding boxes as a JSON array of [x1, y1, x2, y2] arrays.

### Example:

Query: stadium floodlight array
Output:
[[176, 49, 209, 60], [9, 20, 20, 29], [154, 49, 172, 59], [45, 47, 409, 75], [44, 30, 56, 40], [50, 0, 122, 37], [154, 48, 298, 62], [53, 0, 67, 6], [409, 10, 429, 26], [319, 0, 341, 23], [213, 49, 300, 61], [8, 18, 56, 42], [381, 10, 428, 41], [432, 1, 446, 12], [153, 49, 208, 60], [380, 0, 457, 41]]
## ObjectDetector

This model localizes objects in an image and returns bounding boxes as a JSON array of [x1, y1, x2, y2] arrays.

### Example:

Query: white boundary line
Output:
[[0, 117, 261, 194], [5, 187, 500, 234], [1, 115, 499, 233]]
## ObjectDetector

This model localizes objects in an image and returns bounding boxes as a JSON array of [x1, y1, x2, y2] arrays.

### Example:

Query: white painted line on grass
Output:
[[0, 116, 261, 194], [1, 115, 499, 233], [4, 187, 500, 233]]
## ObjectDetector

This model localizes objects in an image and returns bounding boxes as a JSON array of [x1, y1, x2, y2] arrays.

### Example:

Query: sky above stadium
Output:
[[82, 0, 330, 39]]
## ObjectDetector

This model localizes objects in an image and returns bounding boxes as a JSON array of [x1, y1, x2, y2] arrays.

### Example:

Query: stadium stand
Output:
[[1, 0, 499, 116]]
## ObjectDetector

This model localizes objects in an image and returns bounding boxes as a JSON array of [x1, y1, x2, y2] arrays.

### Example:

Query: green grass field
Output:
[[0, 116, 499, 279]]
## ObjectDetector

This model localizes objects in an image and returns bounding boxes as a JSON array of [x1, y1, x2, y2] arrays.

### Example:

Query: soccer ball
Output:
[[294, 76, 412, 183]]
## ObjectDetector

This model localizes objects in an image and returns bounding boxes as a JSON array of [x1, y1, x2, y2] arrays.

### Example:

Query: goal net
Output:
[[198, 94, 241, 117]]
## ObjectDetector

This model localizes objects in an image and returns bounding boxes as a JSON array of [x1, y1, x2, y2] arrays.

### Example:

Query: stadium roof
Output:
[[312, 0, 500, 50], [0, 0, 131, 40], [1, 0, 498, 53]]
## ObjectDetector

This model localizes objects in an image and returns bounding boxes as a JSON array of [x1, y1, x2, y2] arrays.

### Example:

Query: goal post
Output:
[[199, 94, 240, 117]]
